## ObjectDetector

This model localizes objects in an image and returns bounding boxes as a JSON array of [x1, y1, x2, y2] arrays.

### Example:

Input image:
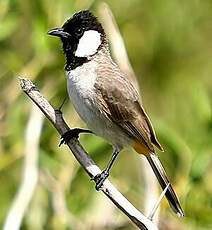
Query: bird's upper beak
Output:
[[48, 28, 70, 39]]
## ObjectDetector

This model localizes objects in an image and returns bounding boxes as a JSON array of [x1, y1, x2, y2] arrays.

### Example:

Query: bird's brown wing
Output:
[[94, 66, 163, 152]]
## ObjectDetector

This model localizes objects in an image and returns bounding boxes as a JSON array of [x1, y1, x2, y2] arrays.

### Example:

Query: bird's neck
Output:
[[65, 53, 88, 71], [65, 44, 110, 71]]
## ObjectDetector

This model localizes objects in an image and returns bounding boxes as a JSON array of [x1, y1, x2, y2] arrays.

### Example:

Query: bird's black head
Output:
[[48, 10, 106, 70]]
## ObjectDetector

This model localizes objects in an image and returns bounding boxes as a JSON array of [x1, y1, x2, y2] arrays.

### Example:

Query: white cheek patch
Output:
[[75, 30, 101, 57]]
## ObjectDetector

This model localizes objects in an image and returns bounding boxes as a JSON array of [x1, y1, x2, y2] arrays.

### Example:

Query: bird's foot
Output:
[[59, 128, 92, 146], [92, 170, 109, 191]]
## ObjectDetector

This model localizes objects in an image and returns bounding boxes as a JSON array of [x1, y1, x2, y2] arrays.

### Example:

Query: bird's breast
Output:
[[65, 61, 132, 148], [66, 62, 98, 124]]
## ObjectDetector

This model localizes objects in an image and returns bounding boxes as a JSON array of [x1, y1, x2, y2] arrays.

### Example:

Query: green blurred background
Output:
[[0, 0, 212, 229]]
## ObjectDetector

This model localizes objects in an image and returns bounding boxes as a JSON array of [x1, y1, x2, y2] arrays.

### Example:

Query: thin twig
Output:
[[142, 160, 160, 224], [148, 183, 170, 220], [19, 78, 158, 230]]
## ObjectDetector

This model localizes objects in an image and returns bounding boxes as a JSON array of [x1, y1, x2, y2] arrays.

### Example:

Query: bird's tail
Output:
[[146, 154, 184, 217]]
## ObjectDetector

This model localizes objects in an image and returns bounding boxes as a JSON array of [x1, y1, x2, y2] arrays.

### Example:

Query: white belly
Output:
[[66, 62, 131, 148]]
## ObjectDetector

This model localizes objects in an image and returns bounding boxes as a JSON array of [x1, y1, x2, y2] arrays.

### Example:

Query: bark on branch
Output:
[[19, 78, 158, 230]]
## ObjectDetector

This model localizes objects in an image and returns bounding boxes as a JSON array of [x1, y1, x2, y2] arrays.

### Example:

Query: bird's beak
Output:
[[48, 28, 70, 39]]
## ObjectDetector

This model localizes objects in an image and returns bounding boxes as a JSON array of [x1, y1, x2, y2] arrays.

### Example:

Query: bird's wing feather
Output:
[[95, 64, 163, 152]]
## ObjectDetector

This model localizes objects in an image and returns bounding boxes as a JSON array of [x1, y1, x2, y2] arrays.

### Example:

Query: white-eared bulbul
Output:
[[48, 10, 184, 217]]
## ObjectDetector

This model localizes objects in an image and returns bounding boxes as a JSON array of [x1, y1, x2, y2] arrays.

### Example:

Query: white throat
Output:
[[75, 30, 101, 57]]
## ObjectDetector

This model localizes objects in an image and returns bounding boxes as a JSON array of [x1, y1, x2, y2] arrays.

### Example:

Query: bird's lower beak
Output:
[[48, 28, 70, 39]]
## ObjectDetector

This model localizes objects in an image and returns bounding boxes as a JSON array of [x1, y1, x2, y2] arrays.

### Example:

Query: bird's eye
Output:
[[75, 27, 83, 36]]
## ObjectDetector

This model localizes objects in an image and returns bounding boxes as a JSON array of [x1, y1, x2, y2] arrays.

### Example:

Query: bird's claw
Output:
[[92, 170, 109, 190], [59, 128, 92, 146]]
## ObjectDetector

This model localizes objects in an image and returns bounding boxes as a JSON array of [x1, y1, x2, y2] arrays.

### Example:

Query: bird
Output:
[[48, 9, 184, 217]]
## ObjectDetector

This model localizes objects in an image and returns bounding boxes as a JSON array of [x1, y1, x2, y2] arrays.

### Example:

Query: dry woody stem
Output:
[[19, 77, 158, 230]]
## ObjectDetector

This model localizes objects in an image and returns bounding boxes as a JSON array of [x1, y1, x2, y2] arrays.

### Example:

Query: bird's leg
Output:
[[59, 128, 93, 146], [58, 97, 67, 111], [56, 98, 93, 146], [93, 147, 120, 190]]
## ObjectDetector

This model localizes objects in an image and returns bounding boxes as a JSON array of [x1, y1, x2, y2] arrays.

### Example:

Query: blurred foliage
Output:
[[0, 0, 212, 229]]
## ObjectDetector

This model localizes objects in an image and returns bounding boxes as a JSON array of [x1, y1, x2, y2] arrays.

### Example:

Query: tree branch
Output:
[[19, 78, 158, 230]]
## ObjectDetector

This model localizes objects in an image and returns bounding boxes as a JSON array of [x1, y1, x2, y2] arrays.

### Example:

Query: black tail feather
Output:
[[146, 154, 184, 217]]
